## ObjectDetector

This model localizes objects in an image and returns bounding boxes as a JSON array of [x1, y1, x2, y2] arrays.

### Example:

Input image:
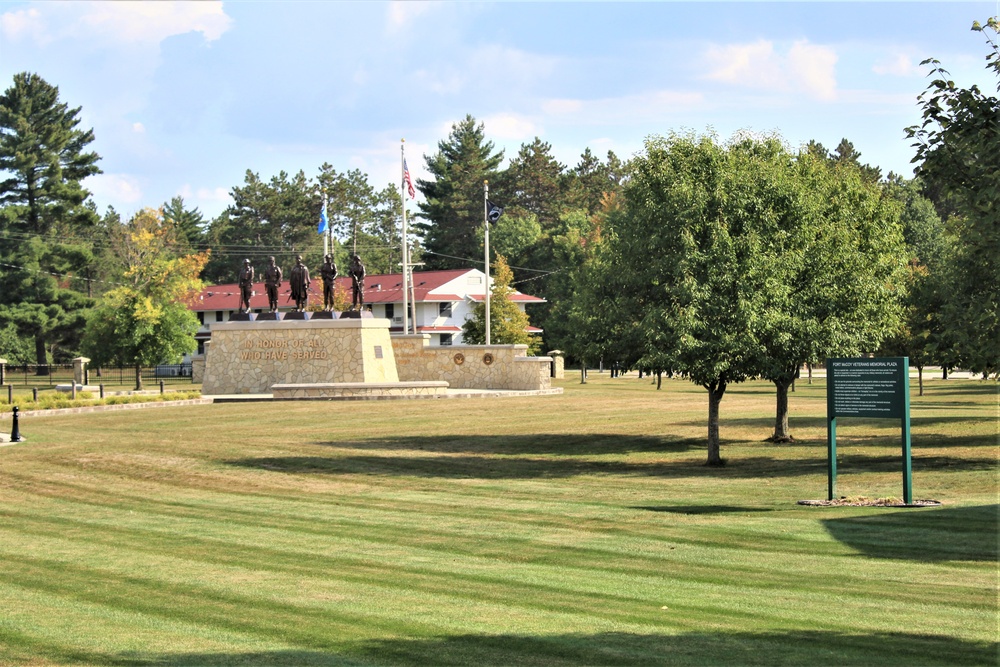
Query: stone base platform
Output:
[[202, 317, 399, 395], [55, 384, 100, 393], [272, 380, 449, 400]]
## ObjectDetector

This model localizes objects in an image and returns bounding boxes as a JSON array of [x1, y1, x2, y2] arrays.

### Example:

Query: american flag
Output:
[[403, 159, 416, 199]]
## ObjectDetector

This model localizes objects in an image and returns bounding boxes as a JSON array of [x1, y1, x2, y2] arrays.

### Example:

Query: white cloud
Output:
[[413, 45, 558, 97], [132, 122, 145, 134], [77, 1, 231, 44], [703, 39, 839, 101], [541, 99, 583, 115], [541, 90, 705, 126], [413, 68, 465, 95], [788, 41, 837, 100], [0, 7, 48, 43], [873, 53, 919, 77], [178, 184, 230, 204], [88, 173, 143, 204], [1, 1, 231, 47], [483, 113, 537, 141], [386, 1, 441, 33]]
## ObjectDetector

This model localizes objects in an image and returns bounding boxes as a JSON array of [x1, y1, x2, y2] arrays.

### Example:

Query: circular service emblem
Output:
[[453, 352, 465, 365], [482, 353, 494, 366]]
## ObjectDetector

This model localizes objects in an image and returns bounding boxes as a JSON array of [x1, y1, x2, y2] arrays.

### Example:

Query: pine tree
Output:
[[415, 115, 503, 270], [0, 72, 101, 233], [499, 137, 567, 233], [0, 72, 101, 365], [162, 196, 206, 249]]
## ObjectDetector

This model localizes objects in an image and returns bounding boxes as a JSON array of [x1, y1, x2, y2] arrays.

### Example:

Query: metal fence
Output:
[[2, 363, 194, 387]]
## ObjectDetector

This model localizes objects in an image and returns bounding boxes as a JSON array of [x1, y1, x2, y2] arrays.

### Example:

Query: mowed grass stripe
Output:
[[1, 503, 991, 639], [0, 377, 995, 665]]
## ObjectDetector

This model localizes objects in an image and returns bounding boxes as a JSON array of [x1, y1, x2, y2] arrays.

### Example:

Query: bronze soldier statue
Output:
[[263, 256, 282, 312], [289, 255, 310, 311], [237, 258, 254, 312], [349, 254, 366, 310], [320, 254, 338, 311]]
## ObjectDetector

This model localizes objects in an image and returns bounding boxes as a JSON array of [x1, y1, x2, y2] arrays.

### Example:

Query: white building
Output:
[[190, 268, 544, 354]]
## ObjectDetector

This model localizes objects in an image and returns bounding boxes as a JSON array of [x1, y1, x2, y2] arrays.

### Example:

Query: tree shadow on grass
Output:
[[632, 505, 774, 515], [315, 433, 697, 457], [678, 416, 997, 442], [226, 435, 996, 480], [49, 630, 996, 666], [822, 504, 998, 562]]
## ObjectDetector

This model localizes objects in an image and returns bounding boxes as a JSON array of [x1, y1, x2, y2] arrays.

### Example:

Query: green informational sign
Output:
[[826, 357, 912, 504], [827, 358, 907, 418]]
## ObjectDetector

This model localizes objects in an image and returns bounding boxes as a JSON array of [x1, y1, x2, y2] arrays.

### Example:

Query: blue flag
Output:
[[318, 198, 329, 234]]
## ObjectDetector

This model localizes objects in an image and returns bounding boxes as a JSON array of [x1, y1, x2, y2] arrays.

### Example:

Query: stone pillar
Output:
[[547, 350, 564, 379], [0, 358, 6, 386], [192, 343, 209, 385], [73, 357, 90, 387]]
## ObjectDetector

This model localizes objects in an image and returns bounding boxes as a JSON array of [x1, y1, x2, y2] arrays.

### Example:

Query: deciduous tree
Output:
[[81, 209, 208, 388], [907, 18, 1000, 377], [461, 255, 538, 351]]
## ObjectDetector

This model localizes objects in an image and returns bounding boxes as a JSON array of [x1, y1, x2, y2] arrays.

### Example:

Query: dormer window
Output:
[[439, 302, 452, 317]]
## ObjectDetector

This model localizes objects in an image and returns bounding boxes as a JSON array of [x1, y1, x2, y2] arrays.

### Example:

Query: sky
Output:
[[0, 1, 997, 221]]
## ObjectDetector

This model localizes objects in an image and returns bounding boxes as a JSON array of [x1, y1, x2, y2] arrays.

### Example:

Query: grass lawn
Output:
[[0, 374, 996, 666]]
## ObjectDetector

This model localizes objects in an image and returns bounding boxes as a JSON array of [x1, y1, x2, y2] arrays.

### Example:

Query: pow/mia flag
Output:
[[486, 200, 504, 224]]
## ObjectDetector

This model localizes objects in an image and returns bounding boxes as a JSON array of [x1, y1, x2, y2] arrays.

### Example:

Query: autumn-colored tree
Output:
[[81, 208, 209, 388], [461, 255, 539, 352]]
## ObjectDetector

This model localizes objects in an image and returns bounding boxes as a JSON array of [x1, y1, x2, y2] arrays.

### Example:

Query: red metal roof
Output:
[[466, 293, 546, 304], [192, 269, 543, 311]]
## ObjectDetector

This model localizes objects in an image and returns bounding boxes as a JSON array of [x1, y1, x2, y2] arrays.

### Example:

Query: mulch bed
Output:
[[798, 497, 942, 508]]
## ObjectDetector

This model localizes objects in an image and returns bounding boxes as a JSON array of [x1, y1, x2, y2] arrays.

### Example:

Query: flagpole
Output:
[[483, 180, 490, 346], [322, 190, 329, 258], [401, 139, 410, 335]]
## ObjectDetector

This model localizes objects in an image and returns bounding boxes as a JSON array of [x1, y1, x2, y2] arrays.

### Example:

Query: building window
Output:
[[439, 302, 452, 317], [197, 340, 204, 355], [440, 333, 453, 346], [197, 311, 204, 324], [215, 311, 223, 322], [385, 303, 394, 319]]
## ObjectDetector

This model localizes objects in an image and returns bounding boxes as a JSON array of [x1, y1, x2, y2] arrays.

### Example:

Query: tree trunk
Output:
[[705, 381, 727, 466], [807, 363, 813, 384], [580, 363, 586, 384], [918, 365, 924, 396], [34, 334, 47, 373], [942, 366, 948, 380], [135, 364, 142, 391], [657, 371, 663, 390], [770, 378, 793, 442]]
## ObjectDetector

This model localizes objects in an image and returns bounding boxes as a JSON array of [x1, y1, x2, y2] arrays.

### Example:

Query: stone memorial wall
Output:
[[202, 318, 398, 395], [391, 334, 552, 391]]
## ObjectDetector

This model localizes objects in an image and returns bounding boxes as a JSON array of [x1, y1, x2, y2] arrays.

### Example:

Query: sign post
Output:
[[826, 357, 912, 503]]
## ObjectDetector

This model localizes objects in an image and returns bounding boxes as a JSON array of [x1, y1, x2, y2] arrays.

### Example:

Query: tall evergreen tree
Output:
[[0, 72, 100, 365], [415, 115, 504, 270], [0, 72, 101, 233], [566, 148, 626, 215], [162, 196, 206, 249], [202, 169, 318, 283], [499, 137, 567, 233]]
